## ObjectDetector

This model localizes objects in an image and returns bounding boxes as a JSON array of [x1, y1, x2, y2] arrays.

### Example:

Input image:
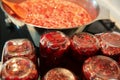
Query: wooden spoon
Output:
[[2, 0, 27, 18]]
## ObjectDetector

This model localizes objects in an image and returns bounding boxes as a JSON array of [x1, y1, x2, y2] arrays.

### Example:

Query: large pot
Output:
[[0, 0, 100, 29]]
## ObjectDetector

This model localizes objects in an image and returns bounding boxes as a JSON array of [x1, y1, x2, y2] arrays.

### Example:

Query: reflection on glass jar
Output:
[[1, 57, 38, 80], [2, 39, 37, 64], [82, 55, 120, 80], [43, 68, 78, 80], [98, 31, 120, 56]]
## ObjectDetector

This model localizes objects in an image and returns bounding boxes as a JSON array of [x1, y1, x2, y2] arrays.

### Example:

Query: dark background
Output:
[[0, 8, 33, 61]]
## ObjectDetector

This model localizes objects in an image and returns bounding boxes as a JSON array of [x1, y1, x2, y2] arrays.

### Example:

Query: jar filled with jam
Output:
[[82, 55, 120, 80], [2, 39, 37, 64], [39, 31, 70, 67], [70, 32, 99, 61], [1, 57, 38, 80], [97, 31, 120, 56], [42, 68, 78, 80]]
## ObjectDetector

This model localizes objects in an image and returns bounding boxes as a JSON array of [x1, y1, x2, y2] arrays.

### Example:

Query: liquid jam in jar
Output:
[[97, 31, 120, 56], [82, 55, 120, 80], [1, 57, 38, 80], [70, 32, 99, 61], [42, 68, 78, 80], [39, 31, 70, 66], [2, 39, 37, 64]]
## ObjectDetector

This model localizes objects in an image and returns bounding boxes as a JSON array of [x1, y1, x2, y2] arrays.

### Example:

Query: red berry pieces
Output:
[[43, 68, 78, 80], [1, 57, 38, 80]]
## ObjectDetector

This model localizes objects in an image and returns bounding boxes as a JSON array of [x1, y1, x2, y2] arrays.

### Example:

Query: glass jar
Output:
[[2, 39, 37, 64], [39, 31, 70, 67], [70, 32, 99, 61], [82, 55, 120, 80], [43, 68, 78, 80], [1, 57, 38, 80], [98, 31, 120, 56]]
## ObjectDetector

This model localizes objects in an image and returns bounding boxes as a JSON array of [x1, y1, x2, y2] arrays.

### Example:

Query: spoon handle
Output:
[[2, 0, 27, 18]]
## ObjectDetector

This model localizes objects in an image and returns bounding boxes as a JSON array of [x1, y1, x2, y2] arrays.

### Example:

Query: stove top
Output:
[[0, 7, 120, 61]]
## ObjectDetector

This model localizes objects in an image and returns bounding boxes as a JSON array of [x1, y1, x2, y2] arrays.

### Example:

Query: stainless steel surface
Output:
[[96, 0, 120, 29], [0, 0, 100, 29], [0, 1, 25, 27]]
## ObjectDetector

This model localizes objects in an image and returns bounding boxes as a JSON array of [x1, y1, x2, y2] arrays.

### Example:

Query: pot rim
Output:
[[0, 0, 100, 29]]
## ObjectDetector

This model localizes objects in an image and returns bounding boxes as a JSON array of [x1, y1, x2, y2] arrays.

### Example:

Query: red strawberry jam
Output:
[[2, 0, 92, 29], [43, 68, 78, 80], [1, 57, 38, 80], [2, 39, 37, 64], [98, 31, 120, 56], [70, 32, 99, 61], [82, 55, 120, 80], [39, 31, 70, 67]]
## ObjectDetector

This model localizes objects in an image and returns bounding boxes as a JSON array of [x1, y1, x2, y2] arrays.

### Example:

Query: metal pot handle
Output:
[[95, 0, 110, 21]]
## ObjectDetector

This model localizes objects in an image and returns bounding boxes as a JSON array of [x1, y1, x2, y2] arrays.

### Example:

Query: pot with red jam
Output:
[[2, 39, 37, 64], [42, 68, 78, 80], [82, 55, 120, 80], [39, 31, 70, 67], [1, 57, 38, 80], [70, 32, 99, 61]]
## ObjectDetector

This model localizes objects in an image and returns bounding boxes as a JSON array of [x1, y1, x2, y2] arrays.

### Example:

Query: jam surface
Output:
[[3, 0, 92, 29]]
